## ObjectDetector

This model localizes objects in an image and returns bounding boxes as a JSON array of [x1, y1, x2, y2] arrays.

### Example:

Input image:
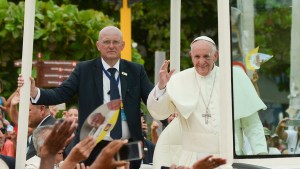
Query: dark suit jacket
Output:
[[143, 138, 155, 164], [0, 155, 15, 169], [26, 115, 57, 160], [36, 57, 153, 145]]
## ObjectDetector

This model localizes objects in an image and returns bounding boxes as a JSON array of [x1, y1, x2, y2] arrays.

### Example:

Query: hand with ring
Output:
[[192, 155, 227, 169], [170, 155, 226, 169]]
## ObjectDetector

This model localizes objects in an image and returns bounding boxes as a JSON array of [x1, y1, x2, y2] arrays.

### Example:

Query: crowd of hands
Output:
[[39, 119, 226, 169], [0, 91, 226, 169], [0, 88, 226, 169], [38, 119, 129, 169]]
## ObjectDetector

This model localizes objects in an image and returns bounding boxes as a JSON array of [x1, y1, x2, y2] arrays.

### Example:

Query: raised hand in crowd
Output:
[[192, 155, 226, 169], [150, 120, 159, 144], [0, 105, 7, 116], [75, 163, 89, 169], [89, 139, 129, 169], [276, 118, 289, 141], [39, 119, 77, 169], [8, 89, 20, 125], [59, 136, 97, 169]]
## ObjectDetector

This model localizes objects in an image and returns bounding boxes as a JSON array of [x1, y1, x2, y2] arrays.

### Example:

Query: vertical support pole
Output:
[[170, 0, 181, 73], [154, 51, 166, 84], [289, 0, 300, 115], [218, 0, 233, 164], [120, 0, 132, 61], [16, 0, 36, 168]]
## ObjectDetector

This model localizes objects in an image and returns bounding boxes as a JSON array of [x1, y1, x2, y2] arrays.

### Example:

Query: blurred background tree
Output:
[[0, 0, 219, 99], [254, 1, 291, 91]]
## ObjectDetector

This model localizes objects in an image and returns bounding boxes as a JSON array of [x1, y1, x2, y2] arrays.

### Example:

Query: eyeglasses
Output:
[[193, 53, 213, 61], [101, 40, 121, 47], [0, 127, 6, 134]]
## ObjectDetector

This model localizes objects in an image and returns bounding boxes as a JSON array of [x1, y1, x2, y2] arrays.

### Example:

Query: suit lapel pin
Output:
[[122, 72, 127, 76]]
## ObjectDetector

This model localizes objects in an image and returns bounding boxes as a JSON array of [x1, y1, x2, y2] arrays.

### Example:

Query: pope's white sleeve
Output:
[[241, 112, 268, 155], [147, 85, 175, 120]]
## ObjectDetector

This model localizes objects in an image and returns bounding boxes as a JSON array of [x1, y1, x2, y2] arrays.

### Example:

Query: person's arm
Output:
[[147, 60, 177, 120], [9, 90, 20, 125], [3, 89, 19, 113], [276, 118, 288, 141], [191, 155, 226, 169], [170, 155, 226, 169], [5, 140, 16, 158], [89, 140, 129, 169], [147, 85, 176, 120], [59, 136, 97, 169], [0, 95, 9, 117], [19, 65, 79, 106], [241, 112, 268, 155], [75, 163, 89, 169], [18, 75, 39, 99], [10, 131, 17, 157], [251, 70, 260, 97], [5, 90, 17, 107], [39, 119, 77, 169], [150, 121, 159, 144], [0, 97, 7, 111]]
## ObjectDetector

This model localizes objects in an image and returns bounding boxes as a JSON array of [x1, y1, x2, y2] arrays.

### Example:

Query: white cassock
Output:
[[25, 155, 63, 169], [147, 65, 267, 168], [233, 66, 267, 155], [25, 155, 40, 169], [148, 66, 231, 168], [151, 117, 182, 169]]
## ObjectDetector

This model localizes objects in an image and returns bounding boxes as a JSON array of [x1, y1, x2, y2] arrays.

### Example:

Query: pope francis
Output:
[[147, 36, 230, 168], [147, 35, 268, 169]]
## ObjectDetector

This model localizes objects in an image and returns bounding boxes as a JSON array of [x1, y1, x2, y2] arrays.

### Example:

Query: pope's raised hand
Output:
[[18, 74, 38, 98], [158, 60, 175, 90]]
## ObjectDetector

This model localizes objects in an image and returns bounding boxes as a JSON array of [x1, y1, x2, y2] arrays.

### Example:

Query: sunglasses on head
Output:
[[0, 127, 6, 134]]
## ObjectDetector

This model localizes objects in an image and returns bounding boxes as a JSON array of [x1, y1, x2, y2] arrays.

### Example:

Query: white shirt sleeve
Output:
[[241, 112, 268, 155], [30, 88, 41, 103], [153, 85, 166, 101], [147, 85, 174, 120]]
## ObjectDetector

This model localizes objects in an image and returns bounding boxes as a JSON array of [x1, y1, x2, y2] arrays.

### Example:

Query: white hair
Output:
[[32, 125, 53, 156]]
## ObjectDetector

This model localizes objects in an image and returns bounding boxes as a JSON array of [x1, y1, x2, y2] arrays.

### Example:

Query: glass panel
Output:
[[231, 0, 300, 157]]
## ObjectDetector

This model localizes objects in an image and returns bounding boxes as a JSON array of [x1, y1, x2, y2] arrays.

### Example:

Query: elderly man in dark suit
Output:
[[18, 25, 153, 168]]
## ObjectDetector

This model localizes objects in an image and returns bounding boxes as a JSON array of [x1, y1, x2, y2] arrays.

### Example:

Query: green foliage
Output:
[[130, 1, 218, 81], [33, 0, 116, 61], [254, 4, 291, 91], [1, 0, 219, 95], [0, 0, 8, 8], [0, 0, 143, 98], [132, 46, 144, 64], [131, 1, 218, 52]]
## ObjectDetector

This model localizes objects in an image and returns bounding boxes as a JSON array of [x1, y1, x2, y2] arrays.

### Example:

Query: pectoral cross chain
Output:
[[197, 69, 217, 125], [202, 110, 211, 124]]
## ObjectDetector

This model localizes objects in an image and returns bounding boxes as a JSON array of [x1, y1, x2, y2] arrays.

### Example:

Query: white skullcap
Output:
[[190, 36, 216, 46]]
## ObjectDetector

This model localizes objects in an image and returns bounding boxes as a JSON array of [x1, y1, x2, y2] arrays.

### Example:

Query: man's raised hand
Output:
[[18, 74, 38, 98]]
